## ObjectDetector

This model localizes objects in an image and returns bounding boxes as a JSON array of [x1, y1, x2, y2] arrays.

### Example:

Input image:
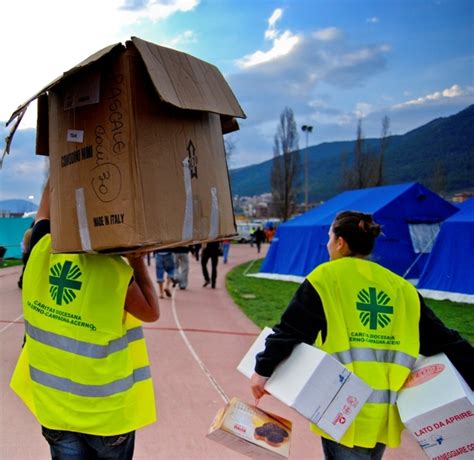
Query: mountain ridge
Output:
[[0, 199, 38, 213], [229, 105, 474, 201]]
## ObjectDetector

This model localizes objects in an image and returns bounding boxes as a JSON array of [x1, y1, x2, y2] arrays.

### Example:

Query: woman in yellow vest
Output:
[[250, 210, 473, 460], [10, 180, 160, 459]]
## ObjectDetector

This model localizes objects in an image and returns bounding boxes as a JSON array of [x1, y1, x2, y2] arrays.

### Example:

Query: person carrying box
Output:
[[250, 210, 473, 460], [10, 179, 160, 459]]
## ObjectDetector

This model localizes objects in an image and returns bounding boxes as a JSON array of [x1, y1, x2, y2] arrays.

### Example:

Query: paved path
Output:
[[0, 244, 424, 459]]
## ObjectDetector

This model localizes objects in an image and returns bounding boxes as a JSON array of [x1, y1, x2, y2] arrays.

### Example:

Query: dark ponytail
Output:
[[332, 211, 381, 256]]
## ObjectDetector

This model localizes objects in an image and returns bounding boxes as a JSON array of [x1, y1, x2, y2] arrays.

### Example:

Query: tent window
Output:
[[408, 223, 441, 253]]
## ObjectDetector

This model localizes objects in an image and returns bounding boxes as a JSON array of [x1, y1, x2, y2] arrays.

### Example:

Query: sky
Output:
[[0, 0, 473, 203]]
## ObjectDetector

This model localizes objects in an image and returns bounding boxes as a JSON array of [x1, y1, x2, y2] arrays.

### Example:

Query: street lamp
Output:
[[301, 125, 313, 211]]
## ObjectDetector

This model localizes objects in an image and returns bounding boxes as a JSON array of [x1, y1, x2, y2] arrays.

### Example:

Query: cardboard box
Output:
[[397, 353, 474, 460], [238, 327, 373, 441], [6, 37, 245, 253], [207, 397, 292, 459]]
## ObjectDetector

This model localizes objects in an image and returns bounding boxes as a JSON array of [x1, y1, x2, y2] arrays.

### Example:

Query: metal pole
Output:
[[305, 130, 308, 210], [302, 125, 313, 211]]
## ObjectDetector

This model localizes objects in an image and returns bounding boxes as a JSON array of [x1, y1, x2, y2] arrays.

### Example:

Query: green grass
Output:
[[226, 259, 474, 344], [0, 259, 23, 268]]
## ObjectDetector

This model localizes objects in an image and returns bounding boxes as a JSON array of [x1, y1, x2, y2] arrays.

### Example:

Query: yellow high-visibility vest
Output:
[[10, 234, 156, 435], [307, 257, 420, 448]]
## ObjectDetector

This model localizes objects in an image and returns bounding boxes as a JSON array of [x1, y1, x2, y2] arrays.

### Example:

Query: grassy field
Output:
[[0, 259, 23, 268], [226, 258, 474, 344]]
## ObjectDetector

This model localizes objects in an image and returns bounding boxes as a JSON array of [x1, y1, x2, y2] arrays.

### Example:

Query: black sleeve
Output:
[[254, 279, 327, 377], [29, 219, 51, 251], [418, 294, 474, 390]]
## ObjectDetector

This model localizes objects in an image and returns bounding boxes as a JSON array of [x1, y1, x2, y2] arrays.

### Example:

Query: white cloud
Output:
[[265, 8, 283, 39], [354, 102, 374, 118], [166, 30, 198, 47], [10, 160, 44, 176], [340, 45, 391, 66], [306, 107, 353, 126], [238, 31, 300, 68], [0, 0, 199, 127], [393, 84, 466, 109], [366, 17, 379, 24], [313, 27, 343, 42], [139, 0, 198, 19], [237, 9, 300, 68]]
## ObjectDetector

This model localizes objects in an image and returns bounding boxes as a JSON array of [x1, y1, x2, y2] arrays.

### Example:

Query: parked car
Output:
[[234, 222, 254, 243]]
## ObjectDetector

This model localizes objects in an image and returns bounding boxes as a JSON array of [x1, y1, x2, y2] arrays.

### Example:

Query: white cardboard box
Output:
[[397, 353, 474, 460], [238, 327, 373, 441]]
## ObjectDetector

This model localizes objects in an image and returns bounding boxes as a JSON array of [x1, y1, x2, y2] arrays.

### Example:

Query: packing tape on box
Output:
[[209, 187, 219, 239], [75, 188, 92, 252], [182, 158, 193, 241]]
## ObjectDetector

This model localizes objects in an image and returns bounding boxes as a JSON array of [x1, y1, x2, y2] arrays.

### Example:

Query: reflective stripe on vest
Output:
[[25, 320, 144, 359], [368, 389, 398, 405], [30, 365, 151, 397], [332, 348, 417, 370]]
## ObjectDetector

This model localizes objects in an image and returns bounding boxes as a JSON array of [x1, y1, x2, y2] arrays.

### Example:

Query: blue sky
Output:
[[1, 0, 473, 202]]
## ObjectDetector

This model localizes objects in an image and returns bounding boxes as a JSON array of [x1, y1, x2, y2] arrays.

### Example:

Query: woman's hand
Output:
[[250, 372, 269, 403]]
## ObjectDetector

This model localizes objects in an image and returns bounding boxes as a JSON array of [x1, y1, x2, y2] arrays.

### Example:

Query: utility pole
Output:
[[301, 125, 313, 211]]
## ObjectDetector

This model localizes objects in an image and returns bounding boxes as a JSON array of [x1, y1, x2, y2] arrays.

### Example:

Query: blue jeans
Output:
[[222, 243, 230, 263], [41, 427, 135, 460], [155, 252, 175, 282], [322, 438, 386, 460]]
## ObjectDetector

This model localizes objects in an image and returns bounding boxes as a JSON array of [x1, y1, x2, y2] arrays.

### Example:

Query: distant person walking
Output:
[[172, 246, 190, 290], [254, 226, 266, 254], [191, 243, 201, 261], [221, 239, 231, 264], [17, 223, 33, 289], [155, 250, 176, 298], [201, 241, 220, 289], [250, 227, 256, 247]]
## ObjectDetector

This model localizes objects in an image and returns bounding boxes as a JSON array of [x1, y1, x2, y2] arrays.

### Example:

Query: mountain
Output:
[[229, 105, 474, 201], [0, 199, 38, 213]]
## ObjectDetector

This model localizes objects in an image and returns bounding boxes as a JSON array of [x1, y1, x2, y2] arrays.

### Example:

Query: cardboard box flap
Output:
[[130, 36, 246, 119]]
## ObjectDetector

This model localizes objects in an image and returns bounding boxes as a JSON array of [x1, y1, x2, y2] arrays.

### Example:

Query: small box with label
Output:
[[397, 353, 474, 460], [207, 397, 292, 459]]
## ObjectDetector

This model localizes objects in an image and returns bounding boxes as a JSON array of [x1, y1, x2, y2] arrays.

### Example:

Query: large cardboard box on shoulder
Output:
[[5, 37, 245, 253], [207, 397, 292, 459], [397, 353, 474, 460], [237, 327, 373, 441]]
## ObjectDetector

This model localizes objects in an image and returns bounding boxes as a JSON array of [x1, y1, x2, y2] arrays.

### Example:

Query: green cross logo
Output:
[[356, 287, 393, 330], [49, 261, 82, 306]]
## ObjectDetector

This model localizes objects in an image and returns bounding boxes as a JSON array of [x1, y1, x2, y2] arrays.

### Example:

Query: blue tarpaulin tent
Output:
[[0, 217, 34, 259], [259, 183, 458, 282], [417, 197, 474, 303]]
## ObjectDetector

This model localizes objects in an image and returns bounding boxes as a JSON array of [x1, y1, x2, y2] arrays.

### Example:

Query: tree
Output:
[[271, 107, 300, 221], [428, 159, 447, 196], [341, 117, 389, 190], [224, 135, 236, 166], [375, 115, 390, 187]]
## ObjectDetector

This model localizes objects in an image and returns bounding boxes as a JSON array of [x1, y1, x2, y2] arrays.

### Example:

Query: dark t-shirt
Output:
[[30, 220, 51, 251]]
